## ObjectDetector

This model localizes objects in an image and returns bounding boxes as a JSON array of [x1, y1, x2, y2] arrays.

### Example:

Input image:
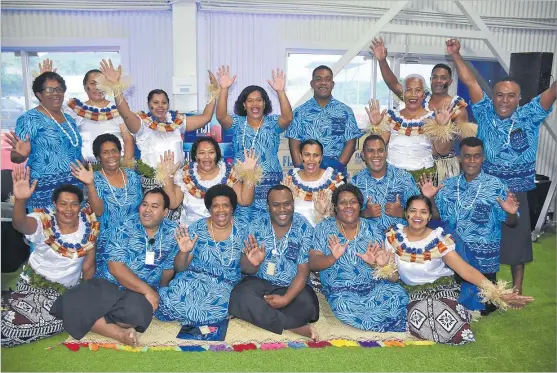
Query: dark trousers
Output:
[[228, 276, 319, 335]]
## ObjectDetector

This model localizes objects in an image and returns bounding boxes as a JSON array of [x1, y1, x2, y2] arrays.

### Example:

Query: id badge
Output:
[[145, 251, 155, 265], [266, 262, 276, 276]]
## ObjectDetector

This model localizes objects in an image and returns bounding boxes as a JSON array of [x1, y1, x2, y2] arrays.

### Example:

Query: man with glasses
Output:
[[285, 65, 362, 174]]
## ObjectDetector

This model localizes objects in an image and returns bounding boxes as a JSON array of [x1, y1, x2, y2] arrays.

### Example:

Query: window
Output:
[[1, 52, 25, 131], [286, 52, 393, 129]]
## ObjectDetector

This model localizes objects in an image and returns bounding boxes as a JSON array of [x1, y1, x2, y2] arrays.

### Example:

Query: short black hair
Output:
[[312, 65, 333, 79], [52, 184, 84, 204], [495, 77, 521, 92], [299, 139, 324, 155], [83, 69, 102, 86], [459, 136, 484, 151], [362, 134, 386, 150], [405, 195, 433, 214], [332, 184, 364, 211], [431, 63, 452, 78], [144, 187, 170, 210], [234, 85, 272, 116], [32, 72, 67, 100], [92, 133, 122, 159], [147, 89, 170, 105], [266, 184, 293, 203], [204, 184, 238, 211], [191, 136, 222, 164]]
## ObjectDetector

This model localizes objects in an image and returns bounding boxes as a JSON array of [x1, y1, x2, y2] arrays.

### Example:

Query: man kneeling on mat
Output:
[[50, 188, 179, 346], [229, 185, 320, 339]]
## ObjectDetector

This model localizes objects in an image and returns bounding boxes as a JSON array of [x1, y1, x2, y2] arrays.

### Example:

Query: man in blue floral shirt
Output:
[[448, 38, 556, 294]]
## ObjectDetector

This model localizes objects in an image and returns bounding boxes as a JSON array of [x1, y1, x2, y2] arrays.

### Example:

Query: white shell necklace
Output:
[[101, 168, 128, 207], [40, 104, 79, 147], [241, 116, 264, 150], [457, 174, 482, 210]]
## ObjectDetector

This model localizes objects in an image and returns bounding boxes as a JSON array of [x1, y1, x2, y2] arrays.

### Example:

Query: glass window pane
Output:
[[375, 59, 392, 111], [1, 52, 25, 131], [28, 51, 121, 107]]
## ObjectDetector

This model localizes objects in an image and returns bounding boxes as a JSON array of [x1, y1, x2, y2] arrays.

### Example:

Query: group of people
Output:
[[3, 36, 554, 347]]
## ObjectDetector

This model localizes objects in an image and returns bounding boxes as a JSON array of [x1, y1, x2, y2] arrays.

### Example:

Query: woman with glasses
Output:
[[6, 72, 84, 210]]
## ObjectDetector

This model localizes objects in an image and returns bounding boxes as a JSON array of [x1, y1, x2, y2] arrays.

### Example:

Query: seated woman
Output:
[[155, 185, 250, 327], [367, 195, 533, 344], [70, 133, 143, 280], [1, 165, 98, 347], [159, 136, 257, 228], [309, 184, 408, 332], [283, 139, 344, 227]]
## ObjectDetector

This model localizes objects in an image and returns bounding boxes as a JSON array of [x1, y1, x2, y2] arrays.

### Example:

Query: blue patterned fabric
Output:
[[155, 219, 245, 325], [92, 169, 143, 281], [435, 171, 508, 274], [105, 214, 179, 290], [472, 92, 552, 192], [225, 114, 284, 225], [285, 97, 362, 162], [248, 213, 313, 287], [352, 165, 420, 233], [313, 218, 408, 331], [15, 109, 84, 210]]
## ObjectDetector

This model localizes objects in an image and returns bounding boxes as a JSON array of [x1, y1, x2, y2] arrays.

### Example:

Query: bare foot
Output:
[[117, 328, 138, 347], [288, 324, 319, 341]]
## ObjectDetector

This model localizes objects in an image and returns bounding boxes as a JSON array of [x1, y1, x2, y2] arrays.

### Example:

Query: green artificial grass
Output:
[[2, 234, 556, 372]]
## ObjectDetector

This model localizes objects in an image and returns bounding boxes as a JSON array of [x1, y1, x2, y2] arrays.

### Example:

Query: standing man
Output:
[[447, 38, 556, 294], [229, 185, 319, 339], [50, 188, 180, 346], [352, 134, 419, 232], [370, 37, 469, 183], [422, 137, 520, 312], [286, 65, 362, 174]]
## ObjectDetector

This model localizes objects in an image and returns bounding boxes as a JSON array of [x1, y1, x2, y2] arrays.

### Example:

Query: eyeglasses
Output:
[[42, 87, 65, 94]]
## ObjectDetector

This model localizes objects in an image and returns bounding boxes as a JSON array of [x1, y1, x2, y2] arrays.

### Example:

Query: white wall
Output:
[[1, 9, 174, 112]]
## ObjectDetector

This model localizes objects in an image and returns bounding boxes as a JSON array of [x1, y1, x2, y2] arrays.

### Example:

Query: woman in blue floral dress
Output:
[[70, 133, 143, 280], [309, 184, 408, 332], [215, 65, 293, 223]]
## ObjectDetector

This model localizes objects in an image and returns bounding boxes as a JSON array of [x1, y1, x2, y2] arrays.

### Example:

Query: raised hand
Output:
[[434, 100, 451, 126], [446, 38, 461, 56], [39, 58, 56, 74], [70, 160, 94, 186], [208, 70, 219, 90], [282, 175, 299, 197], [5, 131, 31, 158], [369, 37, 388, 61], [12, 165, 37, 201], [365, 99, 387, 126], [267, 68, 286, 92], [241, 148, 259, 171], [175, 225, 198, 253], [264, 294, 290, 309], [217, 65, 237, 89], [314, 189, 330, 215], [99, 59, 122, 85], [355, 242, 380, 266], [159, 150, 181, 177], [419, 172, 442, 199], [497, 190, 520, 215], [328, 234, 348, 260], [364, 197, 382, 218], [243, 234, 266, 266], [501, 293, 534, 309], [385, 194, 404, 218], [374, 243, 392, 267]]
